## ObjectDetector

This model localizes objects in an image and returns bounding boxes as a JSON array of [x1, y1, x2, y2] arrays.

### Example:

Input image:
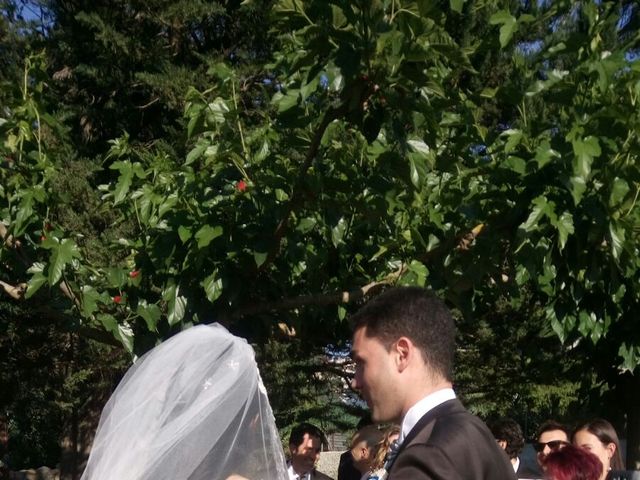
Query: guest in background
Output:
[[347, 425, 383, 479], [337, 449, 361, 480], [573, 419, 624, 480], [542, 444, 602, 480], [366, 425, 400, 480], [337, 448, 361, 480], [491, 417, 541, 480], [535, 420, 571, 468], [288, 423, 333, 480]]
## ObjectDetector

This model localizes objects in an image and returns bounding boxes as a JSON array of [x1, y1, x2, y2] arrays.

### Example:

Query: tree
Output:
[[2, 0, 640, 468]]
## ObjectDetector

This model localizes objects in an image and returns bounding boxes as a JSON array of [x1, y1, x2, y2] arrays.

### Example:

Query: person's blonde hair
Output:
[[370, 425, 400, 471]]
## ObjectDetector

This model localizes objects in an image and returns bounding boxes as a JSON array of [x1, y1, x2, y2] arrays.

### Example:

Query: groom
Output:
[[350, 287, 515, 480]]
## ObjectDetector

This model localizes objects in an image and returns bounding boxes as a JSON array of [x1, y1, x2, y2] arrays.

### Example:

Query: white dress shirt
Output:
[[399, 388, 456, 444], [287, 464, 310, 480]]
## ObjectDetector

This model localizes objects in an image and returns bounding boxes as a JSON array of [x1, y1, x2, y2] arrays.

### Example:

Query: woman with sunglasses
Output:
[[572, 419, 624, 480]]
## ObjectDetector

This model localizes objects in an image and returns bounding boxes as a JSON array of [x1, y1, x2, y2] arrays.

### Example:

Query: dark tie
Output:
[[383, 440, 401, 471]]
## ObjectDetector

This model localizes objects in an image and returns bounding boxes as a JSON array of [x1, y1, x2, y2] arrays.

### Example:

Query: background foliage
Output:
[[1, 0, 640, 474]]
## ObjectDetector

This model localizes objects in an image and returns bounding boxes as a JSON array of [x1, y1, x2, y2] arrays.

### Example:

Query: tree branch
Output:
[[0, 223, 81, 309], [232, 263, 406, 318], [0, 280, 27, 300], [257, 102, 349, 274], [135, 97, 160, 109], [235, 222, 488, 320], [0, 223, 20, 249]]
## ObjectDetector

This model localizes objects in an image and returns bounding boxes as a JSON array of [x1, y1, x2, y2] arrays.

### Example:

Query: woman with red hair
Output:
[[543, 444, 602, 480]]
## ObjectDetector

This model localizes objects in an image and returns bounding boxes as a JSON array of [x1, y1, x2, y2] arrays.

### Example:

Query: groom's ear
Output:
[[394, 337, 412, 372]]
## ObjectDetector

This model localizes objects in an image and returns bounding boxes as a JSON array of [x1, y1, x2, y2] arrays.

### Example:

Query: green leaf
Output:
[[502, 129, 523, 153], [207, 62, 233, 80], [490, 11, 517, 48], [13, 191, 34, 237], [273, 90, 299, 113], [178, 225, 192, 243], [407, 139, 430, 157], [408, 153, 428, 189], [255, 140, 270, 163], [195, 225, 223, 248], [480, 87, 498, 98], [137, 301, 161, 332], [534, 141, 559, 169], [609, 178, 629, 208], [25, 271, 47, 299], [158, 193, 178, 219], [552, 211, 574, 250], [608, 222, 625, 260], [296, 217, 317, 233], [402, 260, 429, 287], [526, 69, 569, 96], [331, 217, 348, 247], [253, 251, 268, 268], [117, 323, 134, 353], [105, 268, 127, 288], [185, 144, 206, 166], [202, 271, 224, 303], [449, 0, 465, 13], [427, 234, 440, 252], [163, 284, 187, 326], [208, 97, 229, 124], [275, 188, 289, 201], [81, 286, 102, 317], [568, 176, 587, 205], [370, 245, 388, 262], [546, 305, 565, 344], [48, 238, 80, 285], [187, 112, 204, 139], [338, 305, 347, 321], [110, 160, 134, 205], [521, 196, 549, 232], [97, 313, 118, 335], [572, 136, 601, 180], [618, 343, 640, 373], [504, 156, 526, 175]]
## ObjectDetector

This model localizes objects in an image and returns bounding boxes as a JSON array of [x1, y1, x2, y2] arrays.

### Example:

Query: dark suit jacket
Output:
[[312, 469, 334, 480], [388, 399, 517, 480], [516, 458, 541, 479], [337, 451, 361, 480], [608, 471, 640, 480]]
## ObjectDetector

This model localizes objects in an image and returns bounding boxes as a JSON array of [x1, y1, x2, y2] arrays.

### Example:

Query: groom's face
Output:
[[290, 433, 321, 474], [351, 326, 401, 423]]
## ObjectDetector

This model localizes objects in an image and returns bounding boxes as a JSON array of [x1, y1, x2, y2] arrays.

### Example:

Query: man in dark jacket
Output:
[[350, 287, 516, 480]]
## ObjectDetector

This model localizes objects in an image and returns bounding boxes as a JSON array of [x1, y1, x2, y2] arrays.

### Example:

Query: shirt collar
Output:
[[399, 388, 456, 443], [513, 457, 520, 473], [287, 463, 310, 480]]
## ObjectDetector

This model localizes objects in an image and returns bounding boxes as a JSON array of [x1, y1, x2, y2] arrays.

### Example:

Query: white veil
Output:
[[81, 323, 289, 480]]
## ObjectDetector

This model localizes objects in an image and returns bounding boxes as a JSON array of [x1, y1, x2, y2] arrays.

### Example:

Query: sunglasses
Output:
[[533, 440, 570, 452]]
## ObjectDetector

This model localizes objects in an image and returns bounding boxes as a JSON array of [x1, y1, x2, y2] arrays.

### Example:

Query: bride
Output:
[[80, 324, 289, 480]]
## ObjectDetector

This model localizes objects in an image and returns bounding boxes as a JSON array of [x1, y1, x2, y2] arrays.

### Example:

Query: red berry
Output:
[[129, 270, 140, 278], [236, 180, 247, 192], [40, 235, 46, 242], [113, 295, 122, 304]]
